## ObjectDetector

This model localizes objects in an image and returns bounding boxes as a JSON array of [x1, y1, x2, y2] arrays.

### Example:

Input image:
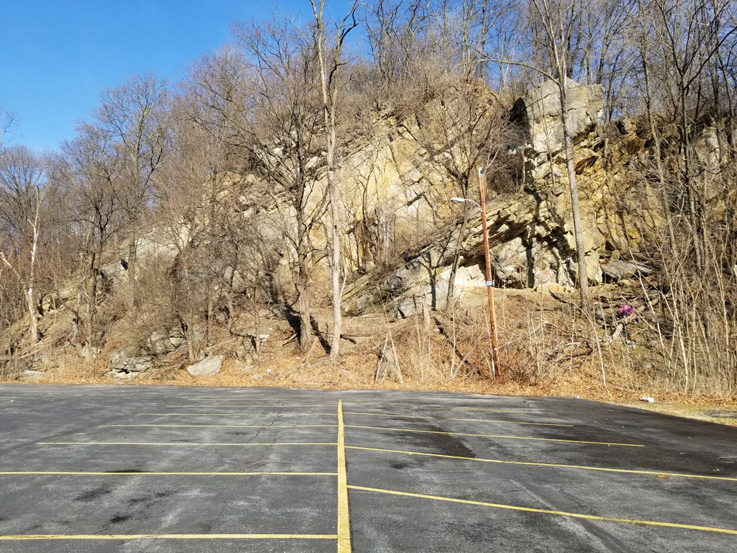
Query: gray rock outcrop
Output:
[[512, 79, 605, 156], [107, 327, 186, 378], [108, 345, 155, 378]]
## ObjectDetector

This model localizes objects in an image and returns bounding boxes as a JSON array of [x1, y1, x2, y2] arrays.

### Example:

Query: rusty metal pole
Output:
[[478, 166, 501, 379]]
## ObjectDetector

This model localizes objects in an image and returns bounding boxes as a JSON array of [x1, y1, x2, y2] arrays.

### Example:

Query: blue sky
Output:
[[0, 1, 355, 153]]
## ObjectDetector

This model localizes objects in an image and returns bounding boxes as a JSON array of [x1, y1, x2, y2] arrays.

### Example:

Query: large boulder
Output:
[[187, 355, 223, 377]]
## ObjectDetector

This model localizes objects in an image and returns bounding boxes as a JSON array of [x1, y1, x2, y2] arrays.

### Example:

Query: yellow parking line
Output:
[[139, 412, 336, 417], [348, 485, 737, 535], [343, 411, 571, 427], [346, 446, 737, 482], [0, 471, 336, 476], [0, 534, 338, 541], [100, 424, 337, 429], [182, 402, 329, 406], [341, 403, 525, 413], [38, 442, 338, 447], [458, 408, 530, 413], [168, 403, 335, 410], [185, 398, 327, 401], [345, 425, 642, 447], [337, 400, 351, 553]]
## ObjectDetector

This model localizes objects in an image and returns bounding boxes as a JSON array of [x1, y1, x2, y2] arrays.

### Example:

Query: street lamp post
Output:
[[450, 166, 501, 379]]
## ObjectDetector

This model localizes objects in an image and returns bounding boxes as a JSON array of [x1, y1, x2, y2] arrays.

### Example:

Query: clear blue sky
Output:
[[0, 1, 355, 153]]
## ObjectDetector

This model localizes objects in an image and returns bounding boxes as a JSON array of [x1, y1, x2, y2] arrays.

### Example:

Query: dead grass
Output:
[[3, 287, 735, 426]]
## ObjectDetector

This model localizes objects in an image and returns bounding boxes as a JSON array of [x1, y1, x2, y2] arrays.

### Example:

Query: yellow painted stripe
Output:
[[0, 471, 336, 476], [343, 411, 571, 427], [0, 534, 338, 541], [139, 412, 336, 417], [348, 485, 737, 535], [167, 406, 335, 410], [100, 424, 337, 429], [346, 446, 737, 482], [337, 400, 351, 553], [185, 399, 328, 402], [38, 442, 338, 447], [451, 406, 530, 413], [174, 401, 331, 409], [345, 425, 642, 447], [342, 404, 526, 413]]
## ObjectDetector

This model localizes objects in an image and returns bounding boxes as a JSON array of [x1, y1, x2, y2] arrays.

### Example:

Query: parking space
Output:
[[0, 385, 736, 552]]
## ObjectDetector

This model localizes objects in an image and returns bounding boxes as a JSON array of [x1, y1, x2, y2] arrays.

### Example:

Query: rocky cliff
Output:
[[2, 79, 709, 379], [343, 80, 664, 317]]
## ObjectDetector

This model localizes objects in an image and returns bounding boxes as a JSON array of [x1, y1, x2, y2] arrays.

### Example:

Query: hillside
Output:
[[1, 1, 735, 407]]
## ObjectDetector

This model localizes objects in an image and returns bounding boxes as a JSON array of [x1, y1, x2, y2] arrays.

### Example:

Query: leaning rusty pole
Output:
[[478, 166, 501, 379]]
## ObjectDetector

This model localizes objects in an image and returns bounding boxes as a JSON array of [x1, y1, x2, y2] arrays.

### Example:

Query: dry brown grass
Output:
[[5, 286, 735, 428]]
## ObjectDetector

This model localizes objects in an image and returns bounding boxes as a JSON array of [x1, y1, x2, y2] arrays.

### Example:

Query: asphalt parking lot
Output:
[[0, 385, 735, 552]]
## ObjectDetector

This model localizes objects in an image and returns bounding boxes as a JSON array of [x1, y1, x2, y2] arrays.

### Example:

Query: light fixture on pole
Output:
[[449, 168, 502, 379]]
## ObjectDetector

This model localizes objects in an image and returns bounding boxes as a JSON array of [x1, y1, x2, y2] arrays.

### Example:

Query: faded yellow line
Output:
[[0, 534, 338, 541], [0, 471, 336, 476], [345, 425, 642, 447], [342, 403, 526, 413], [100, 424, 337, 429], [337, 400, 351, 553], [343, 411, 571, 427], [186, 397, 328, 401], [173, 401, 331, 409], [458, 408, 530, 413], [139, 412, 336, 417], [38, 442, 338, 447], [348, 485, 737, 535], [346, 446, 737, 482], [167, 406, 334, 410]]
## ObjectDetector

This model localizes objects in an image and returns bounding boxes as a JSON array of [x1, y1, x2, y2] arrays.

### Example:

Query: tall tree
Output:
[[481, 0, 606, 311], [232, 21, 327, 351], [0, 147, 44, 342], [96, 74, 169, 286], [311, 0, 359, 361], [57, 124, 125, 357]]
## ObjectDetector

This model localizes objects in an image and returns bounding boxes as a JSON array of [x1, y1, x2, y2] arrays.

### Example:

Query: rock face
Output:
[[512, 79, 605, 156], [107, 328, 186, 378], [345, 80, 656, 317], [108, 345, 155, 378], [186, 355, 223, 377], [601, 259, 652, 281]]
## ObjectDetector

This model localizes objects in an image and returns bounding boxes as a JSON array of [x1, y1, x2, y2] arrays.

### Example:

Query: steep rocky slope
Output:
[[1, 79, 730, 388]]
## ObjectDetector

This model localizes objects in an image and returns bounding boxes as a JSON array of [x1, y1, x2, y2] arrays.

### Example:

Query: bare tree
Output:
[[363, 0, 431, 92], [647, 0, 736, 271], [478, 0, 602, 311], [56, 124, 125, 357], [232, 21, 328, 351], [399, 76, 514, 308], [311, 0, 359, 360], [0, 146, 44, 342], [96, 74, 169, 287], [0, 107, 14, 148]]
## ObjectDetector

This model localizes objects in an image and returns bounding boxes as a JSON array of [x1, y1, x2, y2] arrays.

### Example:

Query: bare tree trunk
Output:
[[328, 165, 342, 360], [297, 220, 312, 352], [445, 209, 470, 310], [640, 42, 677, 250], [26, 196, 40, 343], [311, 0, 357, 362], [559, 78, 590, 311], [681, 93, 704, 272]]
